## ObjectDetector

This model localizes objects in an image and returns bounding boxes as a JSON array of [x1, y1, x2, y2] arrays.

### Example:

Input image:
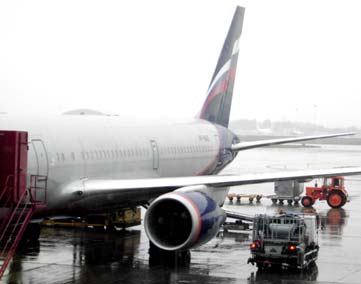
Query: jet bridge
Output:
[[0, 130, 47, 278]]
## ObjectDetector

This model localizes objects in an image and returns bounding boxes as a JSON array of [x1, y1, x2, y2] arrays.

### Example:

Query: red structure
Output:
[[0, 131, 47, 278], [301, 176, 348, 208], [0, 131, 28, 205]]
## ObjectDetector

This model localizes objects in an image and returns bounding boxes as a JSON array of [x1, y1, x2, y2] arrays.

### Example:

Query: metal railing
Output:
[[0, 174, 48, 278]]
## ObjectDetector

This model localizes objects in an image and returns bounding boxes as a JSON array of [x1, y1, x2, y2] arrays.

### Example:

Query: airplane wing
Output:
[[231, 132, 355, 152], [68, 167, 361, 204]]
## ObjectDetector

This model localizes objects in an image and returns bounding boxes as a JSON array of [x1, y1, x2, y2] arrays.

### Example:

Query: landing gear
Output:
[[20, 223, 41, 245], [148, 241, 190, 267]]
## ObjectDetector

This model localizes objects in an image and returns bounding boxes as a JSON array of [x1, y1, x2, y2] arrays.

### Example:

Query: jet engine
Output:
[[144, 188, 226, 251]]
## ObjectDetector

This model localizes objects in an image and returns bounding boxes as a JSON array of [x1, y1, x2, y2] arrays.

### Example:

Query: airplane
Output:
[[1, 6, 361, 265]]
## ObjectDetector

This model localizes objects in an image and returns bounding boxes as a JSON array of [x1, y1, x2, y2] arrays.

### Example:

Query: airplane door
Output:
[[150, 140, 159, 170], [30, 139, 49, 176]]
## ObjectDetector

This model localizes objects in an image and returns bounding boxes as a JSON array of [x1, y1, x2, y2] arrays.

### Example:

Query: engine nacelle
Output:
[[144, 189, 226, 251]]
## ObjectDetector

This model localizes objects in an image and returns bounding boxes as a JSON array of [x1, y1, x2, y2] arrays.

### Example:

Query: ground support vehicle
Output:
[[41, 207, 141, 230], [301, 176, 348, 208], [248, 214, 319, 270], [268, 180, 303, 205]]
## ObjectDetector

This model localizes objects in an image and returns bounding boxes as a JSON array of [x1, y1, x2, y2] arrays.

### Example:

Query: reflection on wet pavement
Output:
[[2, 201, 360, 284], [248, 263, 319, 283], [5, 229, 143, 284]]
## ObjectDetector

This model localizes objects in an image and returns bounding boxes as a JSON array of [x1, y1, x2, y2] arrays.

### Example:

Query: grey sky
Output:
[[0, 0, 360, 128]]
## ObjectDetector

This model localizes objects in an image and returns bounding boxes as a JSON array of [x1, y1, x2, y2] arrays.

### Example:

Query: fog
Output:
[[1, 0, 360, 128]]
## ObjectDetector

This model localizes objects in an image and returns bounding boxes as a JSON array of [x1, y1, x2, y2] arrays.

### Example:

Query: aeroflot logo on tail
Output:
[[206, 36, 240, 96]]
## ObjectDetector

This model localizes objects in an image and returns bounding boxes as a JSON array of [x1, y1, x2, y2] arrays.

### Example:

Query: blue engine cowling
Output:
[[144, 187, 226, 251]]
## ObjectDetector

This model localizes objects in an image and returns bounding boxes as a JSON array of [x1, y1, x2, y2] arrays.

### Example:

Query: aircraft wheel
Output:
[[148, 241, 190, 267], [327, 191, 345, 208], [256, 262, 264, 270], [271, 199, 277, 204], [20, 223, 41, 245], [106, 225, 117, 232], [301, 196, 314, 208], [93, 225, 106, 232], [287, 199, 293, 205]]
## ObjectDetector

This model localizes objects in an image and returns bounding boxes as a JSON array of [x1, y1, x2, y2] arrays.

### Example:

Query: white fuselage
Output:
[[0, 114, 223, 213]]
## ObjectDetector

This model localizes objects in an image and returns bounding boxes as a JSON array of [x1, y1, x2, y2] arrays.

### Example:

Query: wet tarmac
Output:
[[2, 144, 361, 284]]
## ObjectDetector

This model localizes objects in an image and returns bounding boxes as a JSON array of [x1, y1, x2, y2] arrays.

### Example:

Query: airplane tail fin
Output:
[[199, 6, 245, 128]]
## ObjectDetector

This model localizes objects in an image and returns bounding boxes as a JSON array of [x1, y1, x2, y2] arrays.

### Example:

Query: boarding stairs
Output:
[[0, 130, 48, 278], [0, 174, 47, 278]]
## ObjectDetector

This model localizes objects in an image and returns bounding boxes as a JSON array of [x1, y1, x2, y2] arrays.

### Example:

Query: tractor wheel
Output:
[[301, 196, 314, 208], [327, 191, 346, 208], [340, 193, 347, 207], [340, 198, 347, 207]]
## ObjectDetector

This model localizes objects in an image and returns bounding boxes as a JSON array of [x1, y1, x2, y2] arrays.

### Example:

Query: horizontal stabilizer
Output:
[[231, 132, 355, 152]]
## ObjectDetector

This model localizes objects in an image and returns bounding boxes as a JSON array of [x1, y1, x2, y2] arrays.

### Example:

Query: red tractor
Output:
[[301, 176, 349, 208]]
